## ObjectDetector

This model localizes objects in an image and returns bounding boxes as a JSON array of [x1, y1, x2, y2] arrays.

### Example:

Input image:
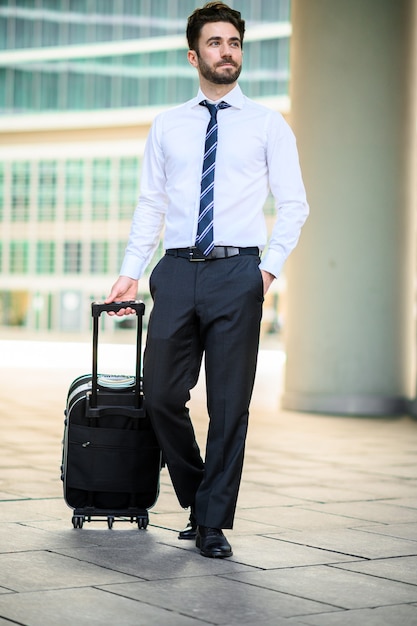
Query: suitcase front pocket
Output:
[[66, 424, 160, 493]]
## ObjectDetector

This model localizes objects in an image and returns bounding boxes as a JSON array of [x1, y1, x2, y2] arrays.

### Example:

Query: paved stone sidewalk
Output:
[[0, 339, 417, 625]]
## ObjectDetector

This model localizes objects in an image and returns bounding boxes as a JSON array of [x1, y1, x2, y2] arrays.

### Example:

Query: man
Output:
[[106, 2, 309, 559]]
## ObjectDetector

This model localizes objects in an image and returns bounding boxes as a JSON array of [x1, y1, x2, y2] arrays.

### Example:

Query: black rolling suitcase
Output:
[[61, 300, 161, 530]]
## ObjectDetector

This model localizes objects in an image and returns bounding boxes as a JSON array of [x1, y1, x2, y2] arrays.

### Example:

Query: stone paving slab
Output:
[[353, 522, 417, 542], [206, 535, 363, 570], [223, 565, 417, 610], [96, 576, 341, 623], [0, 521, 107, 553], [265, 527, 417, 559], [52, 528, 258, 580], [299, 501, 417, 524], [236, 505, 381, 531], [0, 550, 143, 592], [333, 555, 417, 586], [270, 479, 417, 501], [383, 497, 417, 509], [153, 509, 290, 537], [290, 604, 417, 626], [1, 342, 417, 625], [0, 587, 208, 626]]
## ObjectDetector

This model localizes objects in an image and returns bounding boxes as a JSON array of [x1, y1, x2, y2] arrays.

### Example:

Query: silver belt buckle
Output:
[[226, 246, 239, 258], [189, 247, 206, 262], [210, 246, 239, 259]]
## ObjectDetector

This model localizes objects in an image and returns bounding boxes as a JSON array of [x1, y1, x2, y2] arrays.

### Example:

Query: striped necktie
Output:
[[195, 100, 231, 256]]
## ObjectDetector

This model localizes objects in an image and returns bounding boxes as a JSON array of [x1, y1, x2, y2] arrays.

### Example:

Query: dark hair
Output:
[[186, 2, 245, 52]]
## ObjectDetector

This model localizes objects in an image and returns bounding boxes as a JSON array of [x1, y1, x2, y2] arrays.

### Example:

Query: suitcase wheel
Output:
[[136, 514, 149, 530], [72, 515, 84, 529], [107, 516, 114, 529]]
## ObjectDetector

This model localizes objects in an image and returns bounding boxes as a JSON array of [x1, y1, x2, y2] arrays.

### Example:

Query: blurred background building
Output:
[[0, 0, 291, 334], [1, 0, 416, 415]]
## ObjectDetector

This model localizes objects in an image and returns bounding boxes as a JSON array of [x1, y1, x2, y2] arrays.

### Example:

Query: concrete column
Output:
[[283, 0, 416, 415]]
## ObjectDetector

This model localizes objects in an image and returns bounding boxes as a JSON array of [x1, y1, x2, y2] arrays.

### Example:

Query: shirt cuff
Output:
[[259, 248, 286, 279], [120, 253, 145, 280]]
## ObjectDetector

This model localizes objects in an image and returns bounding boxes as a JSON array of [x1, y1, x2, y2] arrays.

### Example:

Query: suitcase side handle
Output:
[[90, 300, 145, 410], [92, 300, 145, 317]]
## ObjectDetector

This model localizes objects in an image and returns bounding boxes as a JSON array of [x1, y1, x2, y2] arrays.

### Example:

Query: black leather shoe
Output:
[[178, 511, 197, 540], [196, 526, 233, 558]]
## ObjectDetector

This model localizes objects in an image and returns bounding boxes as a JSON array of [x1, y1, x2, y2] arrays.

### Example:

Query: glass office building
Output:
[[0, 0, 291, 332]]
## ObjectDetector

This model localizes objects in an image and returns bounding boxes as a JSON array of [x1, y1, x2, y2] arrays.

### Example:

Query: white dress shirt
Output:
[[120, 84, 309, 279]]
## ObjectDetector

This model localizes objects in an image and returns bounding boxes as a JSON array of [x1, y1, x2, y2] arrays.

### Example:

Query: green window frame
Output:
[[91, 158, 111, 220], [64, 160, 84, 221], [36, 241, 55, 274], [263, 194, 275, 217], [118, 157, 140, 219], [90, 241, 109, 274], [11, 162, 30, 222], [38, 161, 57, 221], [10, 240, 29, 274], [0, 162, 4, 221], [64, 241, 82, 274]]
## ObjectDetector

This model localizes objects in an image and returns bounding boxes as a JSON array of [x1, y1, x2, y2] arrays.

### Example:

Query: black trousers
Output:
[[143, 253, 264, 528]]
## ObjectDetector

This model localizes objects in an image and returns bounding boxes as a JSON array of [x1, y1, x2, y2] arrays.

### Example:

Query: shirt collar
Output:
[[190, 84, 244, 110]]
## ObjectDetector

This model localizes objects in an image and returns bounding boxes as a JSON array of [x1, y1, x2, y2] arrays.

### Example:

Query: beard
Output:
[[196, 53, 242, 85]]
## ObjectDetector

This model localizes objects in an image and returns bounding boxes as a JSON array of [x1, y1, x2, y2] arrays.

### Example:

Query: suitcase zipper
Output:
[[69, 439, 136, 451]]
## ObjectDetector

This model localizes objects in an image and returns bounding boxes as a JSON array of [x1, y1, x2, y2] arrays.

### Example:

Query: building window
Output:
[[91, 158, 111, 220], [11, 162, 30, 221], [36, 241, 55, 274], [119, 157, 139, 218], [10, 241, 29, 273], [143, 239, 164, 277], [64, 241, 82, 274], [263, 194, 275, 217], [39, 71, 60, 110], [38, 161, 57, 221], [90, 241, 109, 274], [117, 239, 127, 270], [0, 1, 291, 113], [0, 163, 3, 221], [65, 160, 84, 220]]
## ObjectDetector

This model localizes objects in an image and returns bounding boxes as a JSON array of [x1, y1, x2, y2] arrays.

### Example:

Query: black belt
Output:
[[166, 246, 259, 262]]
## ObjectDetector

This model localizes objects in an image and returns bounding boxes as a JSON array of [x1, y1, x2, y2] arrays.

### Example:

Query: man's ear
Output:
[[188, 49, 199, 68]]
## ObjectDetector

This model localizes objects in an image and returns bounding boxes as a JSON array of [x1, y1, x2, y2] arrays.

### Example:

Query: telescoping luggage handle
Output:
[[91, 300, 145, 409]]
